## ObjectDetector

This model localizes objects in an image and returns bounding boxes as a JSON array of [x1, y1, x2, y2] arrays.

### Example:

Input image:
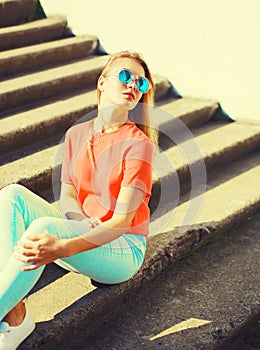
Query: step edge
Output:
[[0, 36, 99, 76], [0, 15, 67, 34], [1, 125, 260, 204], [20, 197, 260, 349], [0, 95, 219, 150]]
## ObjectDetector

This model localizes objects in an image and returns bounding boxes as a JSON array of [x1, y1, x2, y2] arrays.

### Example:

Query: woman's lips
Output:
[[123, 92, 135, 100]]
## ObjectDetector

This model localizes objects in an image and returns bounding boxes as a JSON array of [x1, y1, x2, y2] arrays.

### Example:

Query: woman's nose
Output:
[[127, 79, 137, 90]]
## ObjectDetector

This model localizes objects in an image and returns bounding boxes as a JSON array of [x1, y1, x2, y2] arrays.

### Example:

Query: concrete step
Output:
[[0, 95, 214, 157], [20, 149, 260, 349], [150, 150, 260, 236], [0, 35, 99, 77], [0, 55, 172, 113], [157, 96, 220, 130], [81, 213, 260, 350], [152, 121, 260, 197], [0, 120, 259, 209], [0, 0, 37, 28], [0, 55, 108, 112], [0, 15, 67, 51]]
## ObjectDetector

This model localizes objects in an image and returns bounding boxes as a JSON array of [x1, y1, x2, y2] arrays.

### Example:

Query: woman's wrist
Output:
[[65, 211, 87, 221], [62, 236, 98, 257], [58, 238, 72, 258], [59, 238, 77, 257]]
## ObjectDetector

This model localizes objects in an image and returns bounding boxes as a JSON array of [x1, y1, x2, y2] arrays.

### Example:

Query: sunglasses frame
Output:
[[106, 69, 150, 94]]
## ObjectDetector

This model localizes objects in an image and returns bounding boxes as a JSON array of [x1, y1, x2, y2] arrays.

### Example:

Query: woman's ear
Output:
[[97, 76, 105, 92]]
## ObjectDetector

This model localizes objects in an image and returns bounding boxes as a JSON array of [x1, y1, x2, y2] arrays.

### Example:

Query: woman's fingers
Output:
[[14, 233, 62, 270], [14, 237, 42, 262], [14, 245, 36, 256], [22, 263, 41, 271], [24, 234, 43, 241], [14, 246, 38, 262], [14, 254, 36, 263], [18, 234, 43, 246]]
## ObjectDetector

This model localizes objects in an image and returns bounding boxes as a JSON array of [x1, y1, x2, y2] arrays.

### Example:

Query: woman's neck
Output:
[[95, 105, 129, 133]]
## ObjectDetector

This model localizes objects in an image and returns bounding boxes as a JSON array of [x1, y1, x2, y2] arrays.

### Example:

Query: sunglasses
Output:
[[107, 69, 150, 94]]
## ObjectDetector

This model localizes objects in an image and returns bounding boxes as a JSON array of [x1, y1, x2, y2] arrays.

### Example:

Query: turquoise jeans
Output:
[[0, 184, 146, 320]]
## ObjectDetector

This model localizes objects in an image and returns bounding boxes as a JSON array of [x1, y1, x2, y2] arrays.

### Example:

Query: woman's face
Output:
[[98, 58, 146, 110]]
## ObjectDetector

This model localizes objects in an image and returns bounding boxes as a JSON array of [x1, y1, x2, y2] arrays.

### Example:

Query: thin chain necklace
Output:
[[87, 118, 128, 167]]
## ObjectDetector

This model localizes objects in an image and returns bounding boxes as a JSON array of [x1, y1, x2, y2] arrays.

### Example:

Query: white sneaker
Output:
[[0, 311, 35, 350]]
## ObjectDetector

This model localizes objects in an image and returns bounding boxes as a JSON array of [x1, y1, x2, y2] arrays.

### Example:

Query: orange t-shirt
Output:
[[61, 120, 154, 237]]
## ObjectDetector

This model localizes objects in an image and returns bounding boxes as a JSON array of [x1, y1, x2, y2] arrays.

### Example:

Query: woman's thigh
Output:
[[56, 233, 146, 284], [24, 217, 146, 284], [0, 184, 62, 270]]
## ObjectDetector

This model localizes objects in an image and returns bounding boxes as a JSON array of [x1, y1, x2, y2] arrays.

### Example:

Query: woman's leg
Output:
[[0, 184, 146, 320], [22, 216, 147, 284], [56, 231, 147, 284], [0, 184, 63, 320], [3, 301, 26, 326], [8, 214, 147, 284]]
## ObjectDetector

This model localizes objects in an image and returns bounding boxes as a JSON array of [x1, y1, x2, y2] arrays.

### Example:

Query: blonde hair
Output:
[[97, 51, 158, 145]]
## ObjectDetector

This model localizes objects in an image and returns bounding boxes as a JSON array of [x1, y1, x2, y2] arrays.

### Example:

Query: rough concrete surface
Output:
[[19, 150, 260, 350], [0, 55, 108, 112], [0, 16, 67, 51], [0, 5, 259, 349], [0, 35, 98, 76], [79, 213, 260, 350], [0, 0, 37, 28]]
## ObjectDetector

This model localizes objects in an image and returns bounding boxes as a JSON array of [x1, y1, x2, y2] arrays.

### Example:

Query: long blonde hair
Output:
[[97, 51, 158, 145]]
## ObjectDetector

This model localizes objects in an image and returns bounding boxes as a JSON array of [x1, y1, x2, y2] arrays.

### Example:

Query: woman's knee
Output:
[[0, 183, 29, 200], [25, 217, 55, 236], [25, 217, 69, 238]]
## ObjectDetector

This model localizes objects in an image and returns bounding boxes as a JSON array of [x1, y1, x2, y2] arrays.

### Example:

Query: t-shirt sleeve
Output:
[[121, 139, 154, 195], [61, 130, 74, 185]]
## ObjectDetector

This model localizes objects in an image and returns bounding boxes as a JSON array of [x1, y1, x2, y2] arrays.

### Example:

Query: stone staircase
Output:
[[0, 1, 259, 349]]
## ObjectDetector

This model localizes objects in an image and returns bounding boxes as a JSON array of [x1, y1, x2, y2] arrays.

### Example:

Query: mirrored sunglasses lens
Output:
[[119, 70, 132, 84], [137, 77, 149, 93]]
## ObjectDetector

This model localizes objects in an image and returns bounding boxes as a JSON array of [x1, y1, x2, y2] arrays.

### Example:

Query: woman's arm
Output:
[[59, 182, 87, 221], [64, 185, 145, 256], [15, 185, 145, 270]]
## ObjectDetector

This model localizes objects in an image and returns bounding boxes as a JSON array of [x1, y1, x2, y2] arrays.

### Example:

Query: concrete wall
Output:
[[41, 0, 260, 122]]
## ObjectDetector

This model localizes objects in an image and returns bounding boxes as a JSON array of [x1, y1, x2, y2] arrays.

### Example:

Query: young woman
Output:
[[0, 51, 157, 349]]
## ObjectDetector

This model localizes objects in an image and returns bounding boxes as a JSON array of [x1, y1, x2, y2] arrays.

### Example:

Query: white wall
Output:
[[41, 0, 260, 121]]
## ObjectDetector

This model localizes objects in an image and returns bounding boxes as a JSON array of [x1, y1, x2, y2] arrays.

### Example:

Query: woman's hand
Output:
[[14, 233, 67, 271]]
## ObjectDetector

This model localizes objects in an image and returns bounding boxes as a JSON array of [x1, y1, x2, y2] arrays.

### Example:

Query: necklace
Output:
[[87, 118, 128, 168], [95, 117, 127, 134]]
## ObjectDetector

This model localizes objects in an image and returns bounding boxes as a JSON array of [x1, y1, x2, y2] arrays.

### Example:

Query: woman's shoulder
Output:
[[66, 120, 93, 139], [123, 121, 152, 143], [121, 122, 155, 159]]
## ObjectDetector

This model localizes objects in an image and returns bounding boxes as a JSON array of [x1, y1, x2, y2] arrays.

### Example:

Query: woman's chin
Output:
[[121, 100, 138, 110]]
